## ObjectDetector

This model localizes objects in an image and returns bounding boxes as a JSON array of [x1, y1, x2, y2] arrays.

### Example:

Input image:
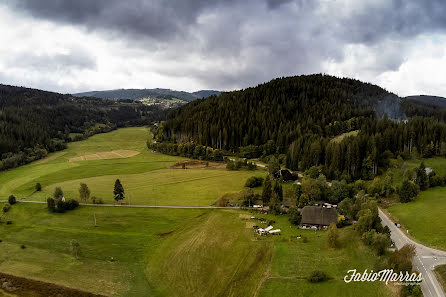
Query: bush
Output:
[[8, 195, 16, 205], [21, 245, 26, 249], [66, 199, 79, 210], [398, 180, 419, 203], [245, 176, 264, 188], [35, 183, 42, 192], [47, 198, 56, 212], [91, 197, 104, 204], [2, 203, 11, 213], [288, 207, 301, 225], [6, 221, 12, 225], [308, 270, 328, 283], [429, 175, 444, 187]]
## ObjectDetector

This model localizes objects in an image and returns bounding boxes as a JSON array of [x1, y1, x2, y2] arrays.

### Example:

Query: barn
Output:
[[300, 206, 338, 229]]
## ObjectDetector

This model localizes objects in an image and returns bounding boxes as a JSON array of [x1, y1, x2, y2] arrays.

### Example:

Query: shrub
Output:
[[288, 207, 301, 225], [47, 198, 56, 212], [6, 221, 12, 225], [20, 245, 26, 249], [308, 270, 328, 283], [429, 175, 444, 187], [91, 197, 104, 204], [397, 180, 419, 203], [245, 176, 264, 188], [2, 203, 11, 213], [8, 195, 16, 205], [55, 199, 67, 213], [66, 199, 79, 210], [35, 183, 42, 192]]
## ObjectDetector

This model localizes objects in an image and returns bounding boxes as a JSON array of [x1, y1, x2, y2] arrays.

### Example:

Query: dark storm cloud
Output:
[[340, 0, 446, 44], [7, 0, 239, 40], [3, 0, 446, 91]]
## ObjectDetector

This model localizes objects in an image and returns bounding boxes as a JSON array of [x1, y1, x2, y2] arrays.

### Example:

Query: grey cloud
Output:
[[6, 48, 96, 72], [3, 0, 446, 92]]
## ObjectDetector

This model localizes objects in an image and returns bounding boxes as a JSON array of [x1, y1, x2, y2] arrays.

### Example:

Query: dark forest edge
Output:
[[0, 84, 166, 172]]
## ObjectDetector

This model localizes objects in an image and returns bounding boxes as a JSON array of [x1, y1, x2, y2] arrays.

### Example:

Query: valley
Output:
[[1, 127, 395, 297]]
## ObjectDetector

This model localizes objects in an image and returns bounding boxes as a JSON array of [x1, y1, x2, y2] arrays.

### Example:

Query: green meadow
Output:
[[0, 204, 392, 297], [388, 187, 446, 249], [0, 127, 265, 206]]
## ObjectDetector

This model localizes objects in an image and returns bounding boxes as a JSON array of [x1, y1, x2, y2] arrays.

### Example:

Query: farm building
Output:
[[300, 206, 338, 229], [273, 169, 297, 182]]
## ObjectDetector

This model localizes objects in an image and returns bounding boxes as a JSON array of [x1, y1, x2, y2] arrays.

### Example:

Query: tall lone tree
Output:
[[79, 183, 91, 202], [262, 175, 272, 204], [54, 187, 64, 200], [327, 223, 339, 248], [113, 179, 125, 202]]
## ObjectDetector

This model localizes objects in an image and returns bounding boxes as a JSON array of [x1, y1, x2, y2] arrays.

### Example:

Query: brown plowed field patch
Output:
[[69, 150, 139, 162]]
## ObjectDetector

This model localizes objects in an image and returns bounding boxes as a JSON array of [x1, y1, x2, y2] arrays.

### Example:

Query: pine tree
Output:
[[273, 180, 283, 202], [113, 179, 125, 202]]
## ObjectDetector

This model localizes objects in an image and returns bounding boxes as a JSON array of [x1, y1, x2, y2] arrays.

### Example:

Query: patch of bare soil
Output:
[[168, 160, 224, 169], [69, 150, 139, 162], [155, 231, 174, 237], [0, 272, 106, 297]]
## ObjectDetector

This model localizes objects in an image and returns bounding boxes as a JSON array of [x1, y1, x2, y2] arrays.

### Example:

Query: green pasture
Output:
[[0, 203, 206, 296], [388, 187, 446, 249]]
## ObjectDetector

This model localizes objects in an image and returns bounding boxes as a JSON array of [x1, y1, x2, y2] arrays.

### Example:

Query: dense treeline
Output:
[[0, 84, 166, 171], [157, 74, 446, 180]]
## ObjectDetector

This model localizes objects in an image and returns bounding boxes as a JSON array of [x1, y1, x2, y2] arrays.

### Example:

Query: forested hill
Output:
[[0, 84, 164, 171], [163, 74, 391, 148], [153, 74, 446, 181], [74, 88, 221, 102]]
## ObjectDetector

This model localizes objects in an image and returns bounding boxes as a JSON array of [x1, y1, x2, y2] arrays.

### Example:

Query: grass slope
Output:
[[435, 265, 446, 293], [253, 213, 392, 297], [147, 210, 273, 297], [0, 203, 206, 296], [388, 187, 446, 249], [0, 127, 266, 206]]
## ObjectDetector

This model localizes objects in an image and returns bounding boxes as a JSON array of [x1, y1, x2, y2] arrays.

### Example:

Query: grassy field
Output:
[[0, 203, 206, 296], [435, 265, 446, 293], [249, 213, 392, 297], [0, 203, 393, 297], [0, 127, 266, 206], [388, 187, 446, 249]]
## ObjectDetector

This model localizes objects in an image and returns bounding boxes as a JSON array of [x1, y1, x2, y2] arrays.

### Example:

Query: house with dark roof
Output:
[[273, 169, 297, 182], [300, 206, 338, 229]]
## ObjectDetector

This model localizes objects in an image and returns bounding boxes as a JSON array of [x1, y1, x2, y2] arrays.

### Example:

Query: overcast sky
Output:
[[1, 0, 446, 97]]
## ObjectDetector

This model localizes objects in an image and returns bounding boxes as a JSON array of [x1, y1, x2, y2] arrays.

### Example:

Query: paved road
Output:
[[0, 200, 239, 209], [379, 208, 446, 297]]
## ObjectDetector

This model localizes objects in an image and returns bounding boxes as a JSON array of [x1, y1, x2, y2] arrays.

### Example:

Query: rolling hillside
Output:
[[0, 84, 164, 172], [74, 88, 221, 102], [405, 95, 446, 108]]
